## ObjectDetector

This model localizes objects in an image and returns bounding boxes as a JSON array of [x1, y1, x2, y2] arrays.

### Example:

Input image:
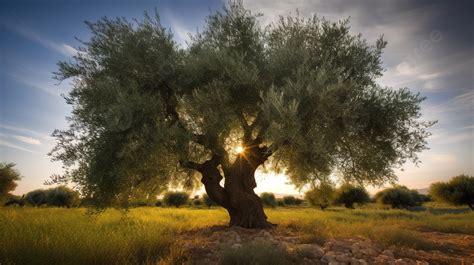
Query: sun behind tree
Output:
[[50, 1, 434, 228]]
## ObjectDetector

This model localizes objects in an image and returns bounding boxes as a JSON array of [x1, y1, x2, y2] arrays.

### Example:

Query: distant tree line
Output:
[[3, 162, 472, 211], [303, 175, 473, 210]]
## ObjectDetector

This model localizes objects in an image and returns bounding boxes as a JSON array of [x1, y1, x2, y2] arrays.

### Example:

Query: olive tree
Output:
[[259, 192, 277, 208], [429, 175, 474, 210], [334, 184, 370, 209], [163, 191, 189, 208], [305, 182, 335, 210], [0, 163, 21, 200], [374, 186, 424, 209], [49, 2, 433, 228]]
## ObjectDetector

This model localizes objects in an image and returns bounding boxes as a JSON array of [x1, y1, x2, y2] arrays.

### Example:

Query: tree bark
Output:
[[197, 149, 273, 229]]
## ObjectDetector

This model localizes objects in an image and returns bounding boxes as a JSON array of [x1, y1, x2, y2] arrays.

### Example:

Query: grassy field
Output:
[[1, 206, 473, 264]]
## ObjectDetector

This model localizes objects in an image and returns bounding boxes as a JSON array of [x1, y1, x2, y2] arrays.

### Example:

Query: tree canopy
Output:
[[0, 163, 21, 199], [374, 185, 424, 209], [429, 175, 474, 210], [50, 2, 433, 210]]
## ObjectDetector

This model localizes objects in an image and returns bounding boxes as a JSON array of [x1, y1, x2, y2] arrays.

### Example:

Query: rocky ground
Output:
[[163, 226, 474, 265]]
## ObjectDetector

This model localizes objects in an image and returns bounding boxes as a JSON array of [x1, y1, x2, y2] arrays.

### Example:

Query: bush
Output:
[[282, 196, 296, 205], [219, 242, 290, 265], [163, 192, 189, 208], [25, 189, 48, 207], [429, 175, 474, 210], [294, 198, 303, 205], [0, 163, 21, 200], [192, 199, 203, 207], [374, 186, 424, 209], [47, 186, 80, 208], [260, 192, 277, 208], [4, 194, 25, 207], [334, 184, 370, 209], [155, 200, 163, 207], [276, 199, 285, 207], [305, 183, 335, 210]]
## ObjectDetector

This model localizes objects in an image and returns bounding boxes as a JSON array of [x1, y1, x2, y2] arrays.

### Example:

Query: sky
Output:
[[0, 0, 473, 196]]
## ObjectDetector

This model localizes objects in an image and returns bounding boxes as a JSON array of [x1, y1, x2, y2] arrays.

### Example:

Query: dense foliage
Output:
[[260, 192, 277, 207], [429, 175, 474, 210], [0, 163, 21, 200], [163, 192, 189, 208], [305, 182, 335, 209], [49, 2, 433, 206], [334, 184, 370, 209], [25, 189, 48, 207], [374, 186, 424, 209], [25, 187, 80, 207], [282, 196, 302, 206]]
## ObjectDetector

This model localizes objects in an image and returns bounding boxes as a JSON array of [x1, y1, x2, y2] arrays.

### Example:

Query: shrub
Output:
[[429, 175, 474, 210], [374, 186, 424, 209], [4, 194, 25, 207], [219, 242, 290, 265], [276, 199, 285, 207], [0, 163, 21, 200], [334, 184, 370, 209], [192, 199, 203, 207], [282, 196, 297, 205], [155, 200, 163, 207], [305, 183, 335, 210], [25, 189, 48, 207], [46, 186, 80, 208], [294, 198, 303, 205], [260, 192, 277, 208], [202, 194, 217, 209], [163, 192, 189, 208]]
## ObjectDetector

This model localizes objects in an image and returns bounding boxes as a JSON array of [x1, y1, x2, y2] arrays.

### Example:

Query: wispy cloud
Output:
[[1, 20, 77, 57], [0, 139, 39, 154], [7, 72, 61, 96], [13, 135, 41, 145], [0, 124, 51, 141]]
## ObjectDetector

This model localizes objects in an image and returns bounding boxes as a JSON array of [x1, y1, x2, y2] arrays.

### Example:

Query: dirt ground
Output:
[[161, 226, 474, 265]]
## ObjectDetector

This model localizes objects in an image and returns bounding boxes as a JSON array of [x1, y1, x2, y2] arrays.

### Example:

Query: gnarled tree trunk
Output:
[[196, 147, 273, 229]]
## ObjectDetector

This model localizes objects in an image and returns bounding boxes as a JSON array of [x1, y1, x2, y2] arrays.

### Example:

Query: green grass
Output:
[[1, 206, 473, 264]]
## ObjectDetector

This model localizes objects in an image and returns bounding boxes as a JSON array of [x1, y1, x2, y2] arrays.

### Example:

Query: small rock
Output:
[[295, 244, 325, 259], [351, 244, 360, 254], [261, 230, 272, 238], [322, 255, 335, 263], [374, 254, 395, 265], [335, 254, 352, 263], [331, 241, 352, 253], [382, 250, 394, 257], [360, 248, 378, 257], [230, 243, 242, 250], [395, 258, 416, 265], [302, 258, 317, 265]]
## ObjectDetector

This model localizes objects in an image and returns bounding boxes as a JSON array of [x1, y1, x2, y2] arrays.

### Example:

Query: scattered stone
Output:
[[382, 249, 394, 257], [415, 261, 429, 265], [295, 244, 325, 259], [360, 247, 378, 257], [230, 243, 242, 250], [395, 258, 417, 265], [169, 226, 437, 265], [374, 254, 395, 264]]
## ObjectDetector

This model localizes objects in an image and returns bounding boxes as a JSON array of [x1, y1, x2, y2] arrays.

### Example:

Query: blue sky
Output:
[[0, 0, 472, 195]]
